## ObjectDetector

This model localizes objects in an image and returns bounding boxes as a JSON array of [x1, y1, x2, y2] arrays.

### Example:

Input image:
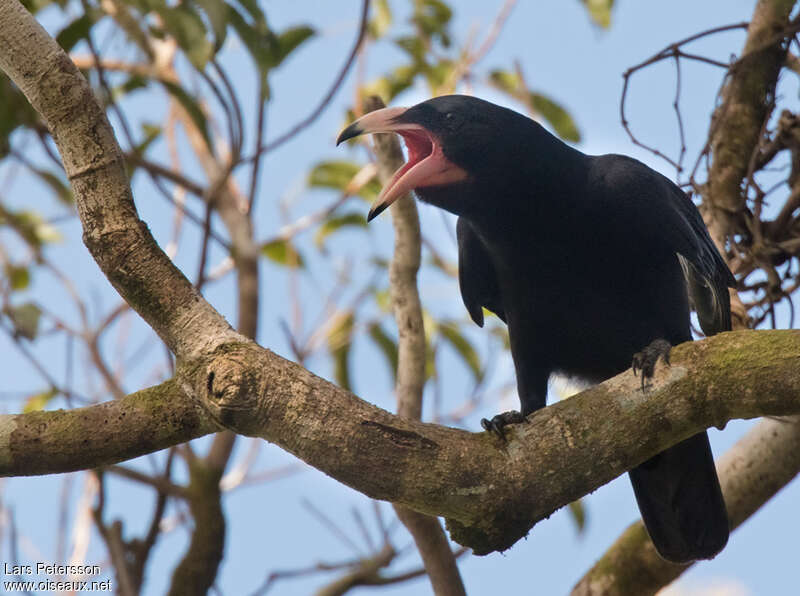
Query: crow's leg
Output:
[[632, 338, 672, 391]]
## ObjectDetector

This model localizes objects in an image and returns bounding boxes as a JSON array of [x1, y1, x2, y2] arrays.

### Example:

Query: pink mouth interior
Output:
[[370, 124, 467, 219], [394, 129, 435, 182]]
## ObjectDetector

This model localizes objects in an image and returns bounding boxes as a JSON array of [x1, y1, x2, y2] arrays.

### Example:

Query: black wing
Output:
[[456, 218, 506, 327], [592, 155, 736, 335]]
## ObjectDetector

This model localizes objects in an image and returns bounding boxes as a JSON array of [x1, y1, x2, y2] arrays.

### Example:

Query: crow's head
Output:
[[337, 95, 532, 220]]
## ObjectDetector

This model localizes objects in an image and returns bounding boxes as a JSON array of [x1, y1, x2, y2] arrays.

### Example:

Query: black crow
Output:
[[337, 94, 733, 563]]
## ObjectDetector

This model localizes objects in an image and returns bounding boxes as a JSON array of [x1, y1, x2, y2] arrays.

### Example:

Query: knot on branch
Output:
[[197, 343, 268, 433]]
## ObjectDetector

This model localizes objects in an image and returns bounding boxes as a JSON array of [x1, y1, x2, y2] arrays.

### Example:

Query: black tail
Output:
[[629, 431, 729, 563]]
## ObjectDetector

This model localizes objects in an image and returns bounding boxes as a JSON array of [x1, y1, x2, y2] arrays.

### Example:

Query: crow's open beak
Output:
[[337, 106, 468, 221]]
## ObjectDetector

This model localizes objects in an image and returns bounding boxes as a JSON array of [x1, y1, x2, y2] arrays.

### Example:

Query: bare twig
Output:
[[250, 0, 370, 159]]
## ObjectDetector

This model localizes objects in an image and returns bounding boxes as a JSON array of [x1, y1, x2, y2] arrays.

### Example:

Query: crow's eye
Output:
[[444, 111, 463, 130]]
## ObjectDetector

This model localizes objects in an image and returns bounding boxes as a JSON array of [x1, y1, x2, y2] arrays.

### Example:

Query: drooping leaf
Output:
[[412, 0, 452, 46], [327, 312, 355, 390], [5, 302, 42, 340], [0, 78, 40, 157], [438, 321, 482, 381], [367, 322, 398, 380], [368, 0, 392, 39], [314, 212, 368, 248], [261, 238, 305, 268], [488, 69, 523, 95], [274, 25, 315, 67], [157, 3, 214, 69], [113, 74, 150, 102], [568, 499, 587, 534], [192, 0, 229, 50], [24, 387, 59, 413], [373, 288, 392, 312], [424, 59, 455, 91], [6, 265, 30, 291], [135, 123, 163, 155], [362, 65, 417, 103], [488, 70, 581, 143], [0, 207, 62, 250], [231, 0, 267, 25], [529, 92, 581, 143], [394, 36, 427, 63], [55, 14, 95, 52], [308, 160, 381, 201], [580, 0, 614, 28], [161, 81, 213, 152]]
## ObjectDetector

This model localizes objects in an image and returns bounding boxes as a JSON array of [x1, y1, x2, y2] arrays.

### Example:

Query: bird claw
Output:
[[631, 338, 672, 391], [481, 410, 526, 440]]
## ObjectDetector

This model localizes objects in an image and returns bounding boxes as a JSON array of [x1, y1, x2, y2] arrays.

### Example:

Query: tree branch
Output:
[[184, 329, 799, 555], [0, 378, 217, 476], [571, 416, 800, 596], [703, 0, 796, 328], [366, 95, 467, 596], [0, 325, 797, 554]]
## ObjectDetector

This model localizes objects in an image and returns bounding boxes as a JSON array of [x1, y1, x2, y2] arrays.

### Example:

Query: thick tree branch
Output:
[[185, 330, 799, 555], [0, 0, 240, 359], [571, 416, 800, 596], [703, 0, 796, 328], [0, 328, 797, 554], [366, 95, 467, 596], [0, 378, 217, 475]]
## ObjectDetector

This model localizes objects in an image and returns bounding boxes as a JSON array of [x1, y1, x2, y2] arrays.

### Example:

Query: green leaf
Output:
[[6, 265, 30, 291], [0, 78, 40, 157], [368, 0, 392, 39], [568, 499, 587, 534], [314, 212, 368, 248], [113, 75, 150, 102], [0, 207, 62, 249], [529, 92, 581, 143], [580, 0, 614, 28], [55, 14, 94, 52], [424, 59, 455, 90], [368, 322, 398, 380], [24, 387, 58, 413], [438, 321, 482, 382], [192, 0, 229, 50], [308, 160, 380, 200], [373, 288, 392, 312], [5, 302, 42, 340], [157, 3, 214, 69], [394, 36, 427, 62], [412, 0, 452, 45], [274, 25, 315, 67], [362, 65, 417, 103], [232, 0, 267, 25], [227, 7, 275, 85], [161, 81, 213, 152], [489, 71, 581, 143], [261, 239, 305, 268], [488, 69, 523, 94], [327, 312, 355, 390]]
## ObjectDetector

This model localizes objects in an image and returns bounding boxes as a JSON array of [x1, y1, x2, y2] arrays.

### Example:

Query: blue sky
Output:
[[2, 1, 798, 594]]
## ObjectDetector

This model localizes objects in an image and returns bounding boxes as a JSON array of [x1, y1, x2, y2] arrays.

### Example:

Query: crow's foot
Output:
[[481, 410, 526, 440], [632, 338, 672, 391]]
